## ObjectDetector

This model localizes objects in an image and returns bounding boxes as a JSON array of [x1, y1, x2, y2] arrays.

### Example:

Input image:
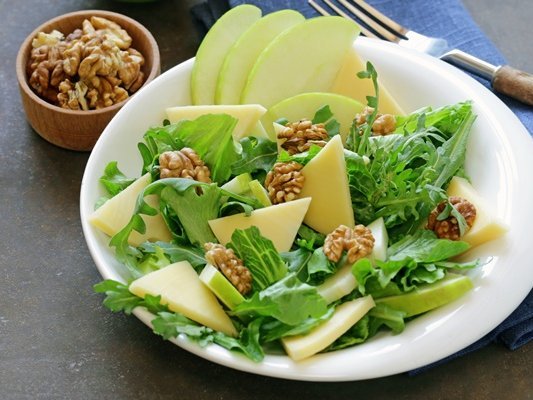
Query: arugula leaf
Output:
[[138, 241, 206, 269], [93, 280, 168, 315], [136, 245, 170, 275], [212, 318, 264, 362], [99, 162, 135, 197], [281, 247, 313, 280], [387, 230, 469, 263], [152, 311, 212, 341], [353, 231, 475, 294], [141, 114, 239, 183], [296, 225, 325, 250], [327, 315, 370, 351], [311, 105, 341, 138], [277, 144, 322, 166], [232, 273, 328, 326], [261, 307, 335, 342], [228, 226, 287, 291], [231, 136, 278, 177], [305, 247, 338, 284], [368, 304, 406, 336], [159, 184, 220, 246], [97, 283, 265, 362]]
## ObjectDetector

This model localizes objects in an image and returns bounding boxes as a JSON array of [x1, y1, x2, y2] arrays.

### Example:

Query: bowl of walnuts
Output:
[[16, 10, 160, 151]]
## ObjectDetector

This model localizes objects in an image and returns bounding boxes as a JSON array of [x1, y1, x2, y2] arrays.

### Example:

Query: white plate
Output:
[[80, 38, 533, 381]]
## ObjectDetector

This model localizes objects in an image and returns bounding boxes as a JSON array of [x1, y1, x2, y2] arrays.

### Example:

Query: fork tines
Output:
[[309, 0, 407, 43]]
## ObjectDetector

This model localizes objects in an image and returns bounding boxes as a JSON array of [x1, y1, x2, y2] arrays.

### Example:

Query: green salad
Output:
[[92, 64, 494, 362]]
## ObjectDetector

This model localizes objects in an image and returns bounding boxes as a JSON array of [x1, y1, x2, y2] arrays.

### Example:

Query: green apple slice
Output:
[[316, 262, 357, 304], [241, 16, 360, 109], [248, 179, 272, 207], [263, 92, 364, 142], [367, 217, 388, 262], [215, 10, 305, 105], [129, 261, 238, 336], [199, 264, 245, 310], [221, 172, 253, 195], [375, 273, 473, 317], [282, 296, 375, 361], [191, 5, 261, 105]]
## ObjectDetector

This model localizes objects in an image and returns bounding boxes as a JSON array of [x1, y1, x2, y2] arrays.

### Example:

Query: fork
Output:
[[309, 0, 533, 106]]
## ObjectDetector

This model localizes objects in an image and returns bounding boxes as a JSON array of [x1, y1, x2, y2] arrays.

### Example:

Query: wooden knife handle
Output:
[[492, 65, 533, 105]]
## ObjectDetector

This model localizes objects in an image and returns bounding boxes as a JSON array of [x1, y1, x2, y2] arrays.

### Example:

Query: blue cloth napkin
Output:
[[190, 0, 533, 372]]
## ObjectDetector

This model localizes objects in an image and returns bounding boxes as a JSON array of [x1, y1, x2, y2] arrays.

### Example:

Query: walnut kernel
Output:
[[277, 119, 329, 155], [159, 148, 211, 183], [264, 161, 305, 204], [204, 243, 252, 295], [323, 225, 375, 264], [427, 196, 476, 240]]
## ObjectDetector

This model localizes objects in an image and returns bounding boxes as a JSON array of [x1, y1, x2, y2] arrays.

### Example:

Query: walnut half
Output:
[[427, 196, 476, 240], [204, 243, 252, 295], [277, 119, 329, 155], [264, 161, 305, 204], [159, 148, 211, 183], [323, 225, 375, 264]]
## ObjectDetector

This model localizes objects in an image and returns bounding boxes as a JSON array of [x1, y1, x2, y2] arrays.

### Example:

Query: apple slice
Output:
[[375, 273, 473, 317], [316, 262, 357, 304], [248, 179, 272, 207], [199, 264, 245, 310], [221, 172, 252, 195], [446, 176, 508, 248], [215, 9, 305, 105], [263, 92, 364, 142], [331, 47, 404, 115], [296, 135, 355, 234], [281, 296, 375, 361], [190, 5, 261, 105], [208, 197, 311, 252], [241, 16, 360, 109], [88, 173, 172, 247], [165, 104, 268, 140], [367, 217, 388, 262], [129, 261, 238, 336]]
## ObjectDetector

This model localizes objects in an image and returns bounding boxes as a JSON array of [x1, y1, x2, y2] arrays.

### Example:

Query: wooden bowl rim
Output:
[[16, 9, 161, 117]]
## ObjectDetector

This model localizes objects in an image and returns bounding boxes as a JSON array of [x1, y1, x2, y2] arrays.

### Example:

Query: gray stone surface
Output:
[[1, 1, 531, 399]]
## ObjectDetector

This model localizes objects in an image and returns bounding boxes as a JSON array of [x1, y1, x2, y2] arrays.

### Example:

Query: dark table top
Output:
[[1, 0, 532, 399]]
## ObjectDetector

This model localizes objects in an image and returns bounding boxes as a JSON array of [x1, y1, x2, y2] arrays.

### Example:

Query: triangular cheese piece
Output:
[[88, 173, 172, 246], [165, 104, 268, 140], [129, 261, 238, 337], [331, 47, 404, 115], [208, 197, 311, 252], [282, 296, 375, 361], [446, 177, 508, 248], [296, 135, 354, 234]]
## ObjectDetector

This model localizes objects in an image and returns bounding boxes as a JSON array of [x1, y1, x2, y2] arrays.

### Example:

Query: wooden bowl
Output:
[[16, 10, 160, 151]]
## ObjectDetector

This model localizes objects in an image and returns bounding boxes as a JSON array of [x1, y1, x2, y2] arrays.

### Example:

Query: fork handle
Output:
[[492, 66, 533, 106]]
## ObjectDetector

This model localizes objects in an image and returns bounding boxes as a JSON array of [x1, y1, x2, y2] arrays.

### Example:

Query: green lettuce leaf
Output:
[[232, 273, 328, 326], [228, 226, 288, 291], [231, 136, 278, 177]]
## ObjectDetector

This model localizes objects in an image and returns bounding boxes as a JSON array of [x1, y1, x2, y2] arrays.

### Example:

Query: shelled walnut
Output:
[[355, 106, 396, 135], [427, 196, 476, 240], [277, 119, 329, 155], [323, 225, 375, 264], [27, 16, 145, 110], [264, 161, 305, 204], [159, 148, 211, 182], [204, 243, 252, 295]]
